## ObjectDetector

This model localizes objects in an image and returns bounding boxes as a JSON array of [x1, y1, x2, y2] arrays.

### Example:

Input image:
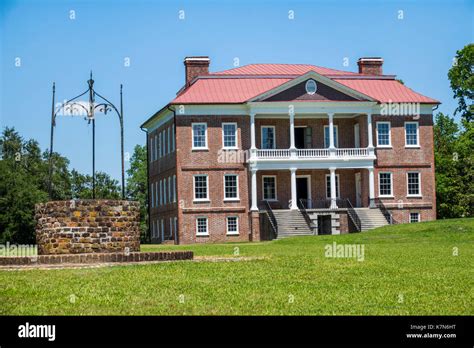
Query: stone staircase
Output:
[[353, 208, 389, 231], [272, 210, 313, 239]]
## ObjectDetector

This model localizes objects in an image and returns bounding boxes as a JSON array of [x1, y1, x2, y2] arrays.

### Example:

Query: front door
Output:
[[355, 173, 362, 207], [295, 127, 305, 149], [296, 176, 311, 207]]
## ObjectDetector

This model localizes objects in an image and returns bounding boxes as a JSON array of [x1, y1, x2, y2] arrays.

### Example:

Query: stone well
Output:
[[35, 200, 140, 255]]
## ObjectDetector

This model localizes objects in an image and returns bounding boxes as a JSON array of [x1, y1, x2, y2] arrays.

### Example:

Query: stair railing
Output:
[[374, 198, 396, 224], [298, 199, 315, 233], [262, 200, 278, 239], [345, 198, 361, 232]]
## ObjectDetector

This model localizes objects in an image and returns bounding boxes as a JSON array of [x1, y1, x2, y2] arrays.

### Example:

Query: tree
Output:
[[0, 128, 49, 243], [70, 169, 121, 199], [448, 44, 474, 123], [126, 145, 148, 242], [434, 113, 474, 218]]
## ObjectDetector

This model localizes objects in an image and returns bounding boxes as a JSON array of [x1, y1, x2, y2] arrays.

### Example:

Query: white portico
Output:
[[248, 102, 377, 211]]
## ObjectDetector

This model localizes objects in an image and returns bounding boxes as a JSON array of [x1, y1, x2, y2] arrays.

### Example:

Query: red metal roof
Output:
[[334, 79, 439, 103], [173, 78, 291, 104], [171, 64, 439, 104], [212, 63, 358, 76]]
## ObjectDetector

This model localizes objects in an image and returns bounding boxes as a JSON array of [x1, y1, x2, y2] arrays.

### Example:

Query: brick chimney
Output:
[[184, 56, 210, 86], [357, 57, 383, 75]]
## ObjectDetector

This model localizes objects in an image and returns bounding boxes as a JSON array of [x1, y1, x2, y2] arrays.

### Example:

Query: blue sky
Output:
[[1, 0, 472, 180]]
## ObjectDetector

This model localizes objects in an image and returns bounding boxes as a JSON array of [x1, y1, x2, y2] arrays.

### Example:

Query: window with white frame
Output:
[[161, 219, 164, 239], [262, 176, 277, 200], [226, 216, 239, 235], [224, 174, 239, 200], [196, 217, 208, 235], [153, 135, 157, 160], [194, 175, 208, 201], [325, 174, 340, 198], [405, 122, 419, 146], [324, 126, 339, 148], [376, 122, 391, 147], [192, 123, 207, 149], [151, 220, 155, 238], [407, 172, 421, 196], [261, 126, 275, 149], [222, 123, 237, 149], [410, 212, 420, 223], [155, 182, 158, 207], [379, 172, 393, 196]]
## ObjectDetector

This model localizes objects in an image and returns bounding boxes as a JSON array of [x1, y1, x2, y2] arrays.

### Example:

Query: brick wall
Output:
[[175, 115, 252, 244], [148, 118, 178, 243], [35, 200, 140, 255]]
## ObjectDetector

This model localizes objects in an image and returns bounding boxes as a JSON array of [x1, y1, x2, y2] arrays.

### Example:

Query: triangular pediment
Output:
[[249, 71, 374, 102]]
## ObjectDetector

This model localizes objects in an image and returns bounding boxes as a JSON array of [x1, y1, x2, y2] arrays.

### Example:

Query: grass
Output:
[[0, 218, 473, 315]]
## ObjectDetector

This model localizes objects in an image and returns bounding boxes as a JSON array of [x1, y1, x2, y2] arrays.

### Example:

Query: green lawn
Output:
[[1, 218, 473, 315]]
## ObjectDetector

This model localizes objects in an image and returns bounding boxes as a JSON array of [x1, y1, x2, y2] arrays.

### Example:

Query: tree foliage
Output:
[[434, 113, 474, 218], [448, 44, 474, 123], [126, 144, 148, 242]]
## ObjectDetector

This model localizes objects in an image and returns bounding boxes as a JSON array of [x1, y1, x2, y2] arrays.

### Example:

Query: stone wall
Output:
[[35, 200, 140, 255]]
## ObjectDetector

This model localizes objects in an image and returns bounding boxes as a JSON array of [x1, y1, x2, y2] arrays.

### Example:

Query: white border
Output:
[[376, 121, 392, 147], [223, 174, 240, 201], [378, 172, 393, 197], [406, 171, 422, 197], [193, 174, 210, 202], [196, 216, 209, 236], [222, 122, 238, 149], [226, 216, 239, 235], [404, 121, 420, 147], [191, 122, 208, 150]]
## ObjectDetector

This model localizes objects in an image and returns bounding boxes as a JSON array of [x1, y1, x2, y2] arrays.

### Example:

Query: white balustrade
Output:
[[255, 148, 370, 160]]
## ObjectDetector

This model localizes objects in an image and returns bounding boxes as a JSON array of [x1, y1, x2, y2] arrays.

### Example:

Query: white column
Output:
[[250, 168, 258, 211], [368, 167, 375, 208], [367, 113, 374, 149], [289, 112, 295, 150], [250, 112, 256, 157], [329, 167, 338, 209], [290, 168, 298, 210], [328, 113, 335, 156]]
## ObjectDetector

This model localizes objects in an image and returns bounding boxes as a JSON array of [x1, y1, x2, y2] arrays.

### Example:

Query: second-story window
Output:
[[192, 123, 208, 149], [324, 126, 338, 148], [376, 122, 391, 147], [261, 126, 275, 149], [222, 123, 237, 149], [405, 122, 419, 147], [194, 175, 208, 201], [224, 174, 239, 200]]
